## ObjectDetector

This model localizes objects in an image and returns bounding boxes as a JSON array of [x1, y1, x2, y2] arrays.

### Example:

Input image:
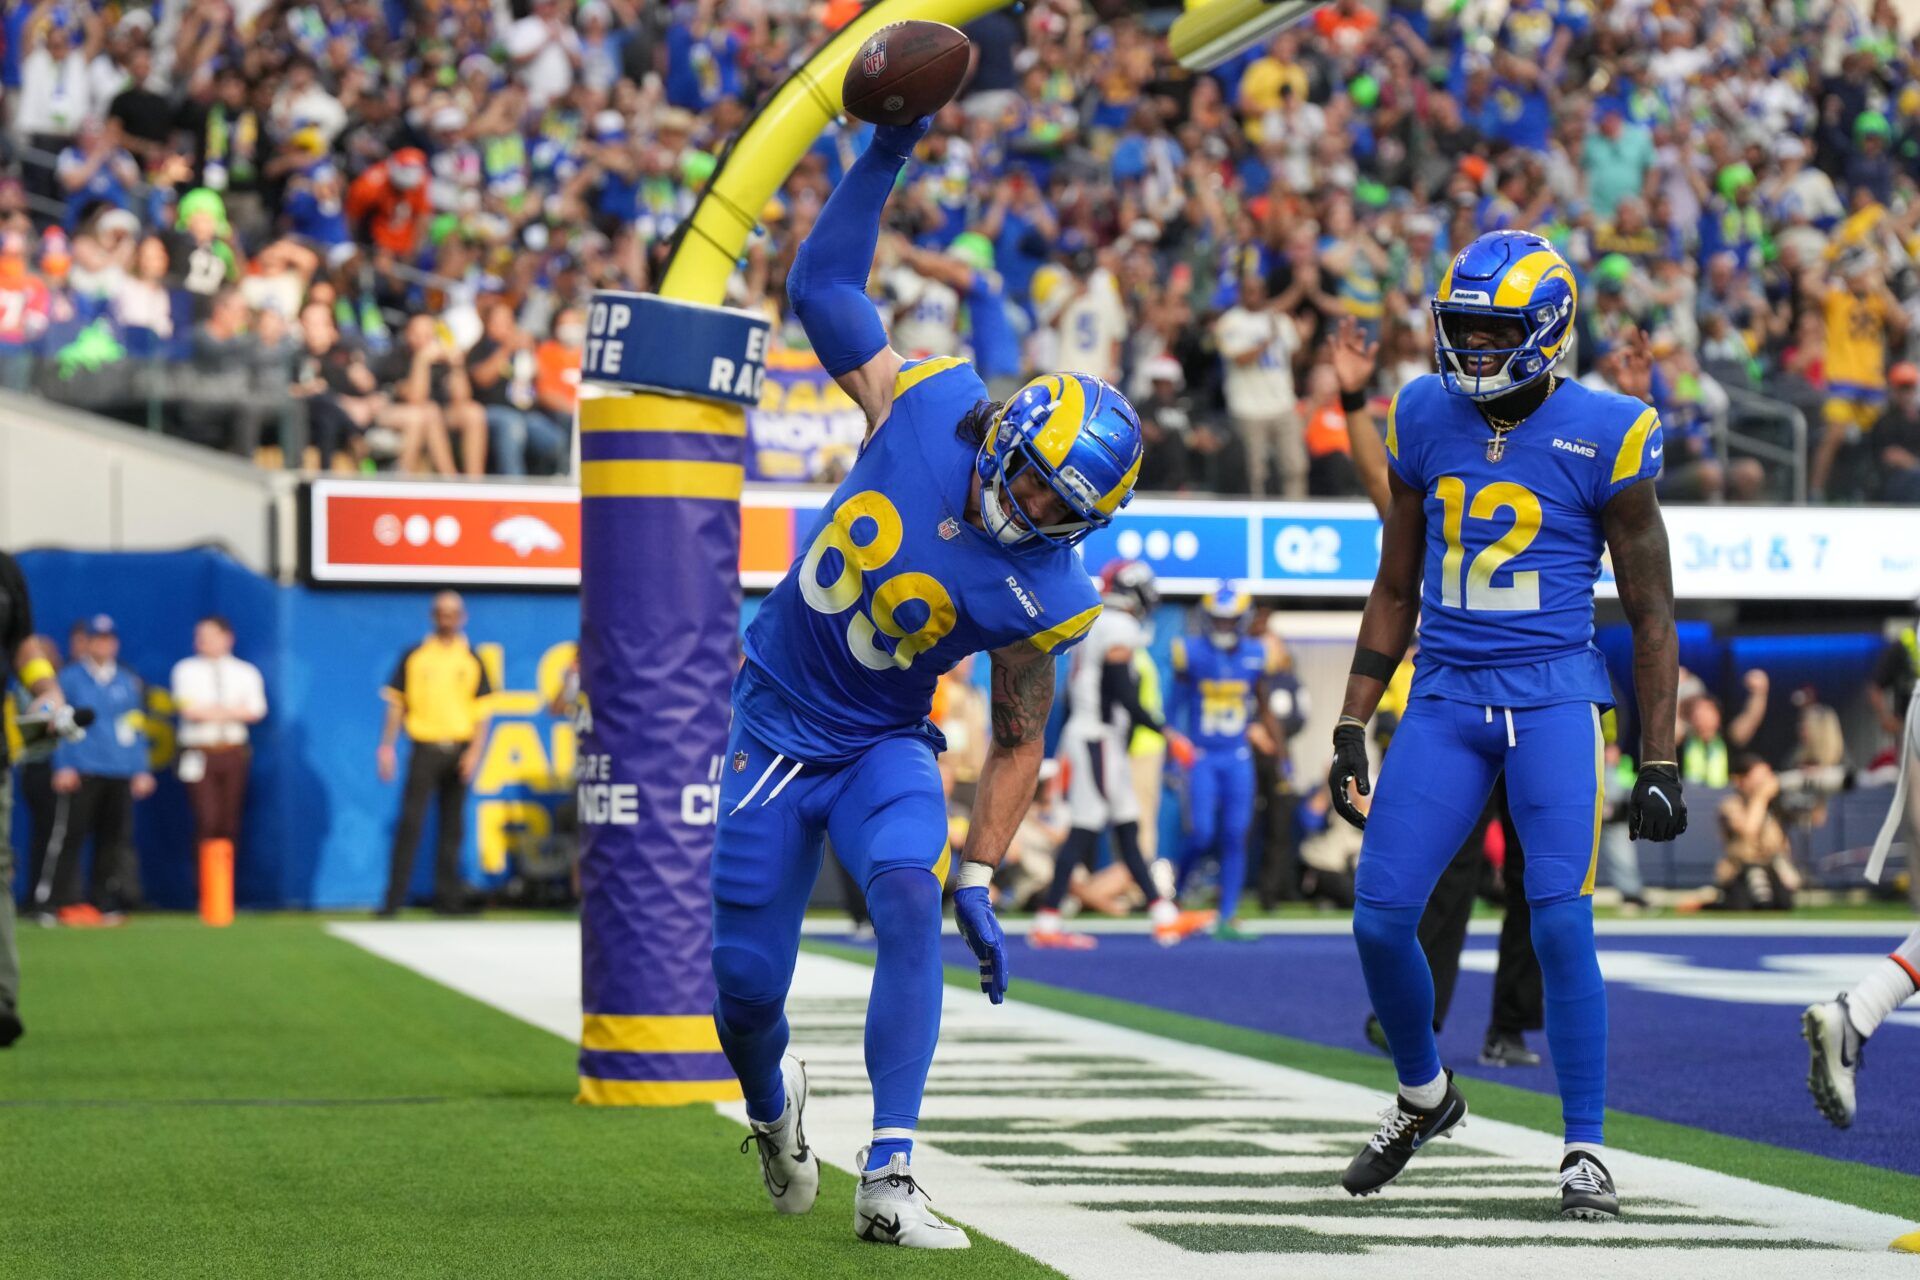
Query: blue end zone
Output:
[[931, 928, 1920, 1176]]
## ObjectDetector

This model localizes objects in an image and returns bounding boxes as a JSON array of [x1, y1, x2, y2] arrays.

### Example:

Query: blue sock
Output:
[[867, 1134, 915, 1171], [1352, 899, 1442, 1088], [862, 867, 944, 1170], [713, 992, 787, 1123], [1216, 820, 1248, 922], [1180, 785, 1218, 896], [1531, 896, 1607, 1145]]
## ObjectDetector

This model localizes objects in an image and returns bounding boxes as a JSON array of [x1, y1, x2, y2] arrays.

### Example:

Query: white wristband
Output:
[[955, 860, 993, 891]]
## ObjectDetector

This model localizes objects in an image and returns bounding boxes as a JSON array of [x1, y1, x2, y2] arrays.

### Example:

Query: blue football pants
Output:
[[1180, 747, 1255, 922], [1353, 697, 1608, 1144], [709, 719, 951, 1151]]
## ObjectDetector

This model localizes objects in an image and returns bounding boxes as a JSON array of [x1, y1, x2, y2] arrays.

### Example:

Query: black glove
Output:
[[1628, 763, 1687, 841], [1329, 718, 1371, 830]]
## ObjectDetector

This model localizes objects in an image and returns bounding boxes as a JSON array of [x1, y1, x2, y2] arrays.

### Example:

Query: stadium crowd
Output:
[[2, 1, 1920, 499]]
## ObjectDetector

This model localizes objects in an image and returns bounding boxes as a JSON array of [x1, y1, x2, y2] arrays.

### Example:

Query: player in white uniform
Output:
[[1803, 643, 1920, 1134], [1803, 927, 1920, 1130], [1032, 560, 1198, 948]]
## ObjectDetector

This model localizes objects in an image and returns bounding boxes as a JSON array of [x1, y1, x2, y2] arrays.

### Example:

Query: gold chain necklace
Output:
[[1480, 376, 1558, 462]]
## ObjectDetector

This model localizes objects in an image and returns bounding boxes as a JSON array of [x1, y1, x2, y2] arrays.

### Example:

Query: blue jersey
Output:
[[964, 270, 1021, 381], [1170, 634, 1275, 755], [1384, 374, 1663, 708], [738, 357, 1103, 763], [52, 663, 149, 778]]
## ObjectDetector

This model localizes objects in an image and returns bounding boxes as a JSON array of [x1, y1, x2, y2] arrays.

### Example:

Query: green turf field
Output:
[[9, 915, 1915, 1278], [3, 918, 1058, 1280]]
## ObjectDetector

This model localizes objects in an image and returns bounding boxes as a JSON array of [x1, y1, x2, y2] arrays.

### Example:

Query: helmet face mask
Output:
[[1432, 298, 1567, 400], [979, 452, 1096, 546]]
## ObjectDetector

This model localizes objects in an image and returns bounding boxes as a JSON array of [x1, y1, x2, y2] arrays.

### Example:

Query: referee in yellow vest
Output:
[[376, 592, 492, 916]]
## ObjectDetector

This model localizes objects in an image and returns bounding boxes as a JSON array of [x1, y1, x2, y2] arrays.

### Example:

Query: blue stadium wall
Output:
[[10, 549, 580, 910]]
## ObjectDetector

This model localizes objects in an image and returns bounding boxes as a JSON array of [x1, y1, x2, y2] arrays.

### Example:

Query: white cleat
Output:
[[1802, 996, 1862, 1129], [852, 1147, 971, 1248], [739, 1054, 820, 1214]]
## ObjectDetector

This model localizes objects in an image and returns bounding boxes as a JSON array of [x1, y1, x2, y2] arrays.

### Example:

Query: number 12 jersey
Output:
[[1384, 374, 1663, 709]]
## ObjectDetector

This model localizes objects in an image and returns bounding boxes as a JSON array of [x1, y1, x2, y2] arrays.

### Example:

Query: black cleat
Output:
[[1479, 1030, 1542, 1068], [1342, 1069, 1468, 1196], [1363, 1014, 1390, 1056], [1559, 1149, 1620, 1220], [0, 1007, 21, 1048]]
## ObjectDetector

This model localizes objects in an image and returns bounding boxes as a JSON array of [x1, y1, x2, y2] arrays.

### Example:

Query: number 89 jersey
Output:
[[1384, 374, 1663, 708], [737, 357, 1103, 764]]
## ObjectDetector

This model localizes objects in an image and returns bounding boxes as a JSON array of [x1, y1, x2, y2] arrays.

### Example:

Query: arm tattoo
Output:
[[1604, 479, 1678, 761], [991, 652, 1055, 749]]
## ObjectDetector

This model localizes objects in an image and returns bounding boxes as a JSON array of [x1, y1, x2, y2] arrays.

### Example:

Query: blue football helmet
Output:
[[1202, 581, 1252, 650], [976, 373, 1144, 547], [1431, 230, 1578, 401]]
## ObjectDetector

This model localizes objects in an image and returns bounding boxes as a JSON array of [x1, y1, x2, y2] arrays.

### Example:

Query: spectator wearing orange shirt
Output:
[[1300, 363, 1361, 497], [533, 307, 585, 452], [0, 229, 52, 391], [1314, 0, 1379, 55], [346, 149, 432, 259]]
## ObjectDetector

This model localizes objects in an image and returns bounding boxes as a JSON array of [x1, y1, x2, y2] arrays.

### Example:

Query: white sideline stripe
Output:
[[331, 922, 1920, 1280]]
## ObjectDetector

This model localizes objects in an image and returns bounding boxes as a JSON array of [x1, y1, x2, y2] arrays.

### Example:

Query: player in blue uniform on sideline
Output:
[[715, 113, 1145, 1249], [1169, 584, 1280, 942], [1327, 230, 1686, 1219]]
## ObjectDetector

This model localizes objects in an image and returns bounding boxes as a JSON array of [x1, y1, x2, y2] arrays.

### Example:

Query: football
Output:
[[842, 20, 971, 127]]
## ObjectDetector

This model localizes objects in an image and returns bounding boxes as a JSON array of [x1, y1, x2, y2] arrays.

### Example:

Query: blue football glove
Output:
[[871, 116, 934, 159], [952, 885, 1007, 1005]]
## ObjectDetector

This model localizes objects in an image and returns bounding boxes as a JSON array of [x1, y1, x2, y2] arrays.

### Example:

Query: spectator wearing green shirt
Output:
[[1583, 110, 1657, 220]]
